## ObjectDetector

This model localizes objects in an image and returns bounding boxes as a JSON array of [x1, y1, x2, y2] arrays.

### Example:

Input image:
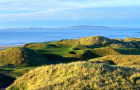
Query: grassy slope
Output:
[[0, 47, 51, 67], [2, 36, 140, 89], [0, 47, 52, 86], [24, 37, 139, 63], [7, 61, 140, 90], [55, 36, 116, 47], [89, 55, 140, 67]]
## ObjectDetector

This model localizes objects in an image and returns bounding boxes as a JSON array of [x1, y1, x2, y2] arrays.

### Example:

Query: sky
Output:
[[0, 0, 140, 28]]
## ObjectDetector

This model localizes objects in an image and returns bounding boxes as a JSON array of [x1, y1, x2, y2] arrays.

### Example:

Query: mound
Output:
[[23, 43, 47, 49], [24, 43, 57, 49], [89, 55, 140, 66], [124, 37, 140, 42], [0, 47, 50, 66], [56, 36, 116, 47], [7, 61, 140, 90], [91, 47, 121, 56], [0, 73, 15, 86], [109, 43, 136, 49]]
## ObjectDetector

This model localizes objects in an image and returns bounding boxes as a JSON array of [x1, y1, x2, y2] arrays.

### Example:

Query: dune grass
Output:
[[7, 61, 140, 90], [91, 47, 121, 56], [124, 37, 140, 42], [89, 55, 140, 67], [0, 47, 51, 67], [56, 36, 116, 47], [2, 35, 140, 89]]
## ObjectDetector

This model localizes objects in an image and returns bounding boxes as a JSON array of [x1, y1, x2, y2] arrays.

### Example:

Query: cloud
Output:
[[0, 0, 139, 21], [0, 0, 140, 11], [48, 8, 72, 12]]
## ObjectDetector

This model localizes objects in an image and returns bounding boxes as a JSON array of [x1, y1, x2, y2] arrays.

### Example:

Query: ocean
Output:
[[0, 29, 140, 46]]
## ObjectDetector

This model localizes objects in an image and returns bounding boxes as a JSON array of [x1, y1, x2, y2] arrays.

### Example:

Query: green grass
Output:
[[0, 66, 37, 78], [2, 35, 140, 89], [23, 36, 140, 63], [24, 42, 73, 55]]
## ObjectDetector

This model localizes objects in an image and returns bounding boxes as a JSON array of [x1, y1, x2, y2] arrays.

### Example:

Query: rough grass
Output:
[[0, 47, 51, 66], [56, 36, 116, 47], [7, 61, 140, 90], [89, 55, 140, 67], [4, 36, 140, 89], [109, 43, 136, 49], [91, 47, 121, 56], [124, 37, 140, 42]]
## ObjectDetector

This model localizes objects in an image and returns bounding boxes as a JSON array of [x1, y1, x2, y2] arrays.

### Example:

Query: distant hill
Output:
[[3, 25, 140, 29], [59, 25, 109, 29]]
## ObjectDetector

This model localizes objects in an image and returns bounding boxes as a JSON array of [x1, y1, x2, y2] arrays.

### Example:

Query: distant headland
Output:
[[3, 25, 140, 29]]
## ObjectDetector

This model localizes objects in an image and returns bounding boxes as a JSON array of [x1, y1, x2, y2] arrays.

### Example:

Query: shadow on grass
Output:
[[0, 69, 14, 72], [115, 48, 140, 55], [36, 49, 50, 52], [41, 52, 100, 64], [72, 45, 107, 50]]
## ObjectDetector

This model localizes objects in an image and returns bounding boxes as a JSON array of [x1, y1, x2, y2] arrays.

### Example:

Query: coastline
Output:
[[0, 45, 23, 50]]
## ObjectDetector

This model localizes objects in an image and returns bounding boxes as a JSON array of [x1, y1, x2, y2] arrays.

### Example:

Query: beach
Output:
[[0, 45, 23, 50]]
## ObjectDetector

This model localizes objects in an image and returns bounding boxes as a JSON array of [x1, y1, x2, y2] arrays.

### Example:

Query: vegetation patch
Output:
[[124, 37, 140, 42], [89, 55, 140, 67], [109, 43, 136, 49], [91, 47, 121, 56], [7, 61, 140, 90], [0, 47, 51, 66], [3, 36, 140, 89], [56, 36, 116, 47]]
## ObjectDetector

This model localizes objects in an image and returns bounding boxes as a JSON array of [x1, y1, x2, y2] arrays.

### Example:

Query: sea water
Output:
[[0, 29, 140, 46]]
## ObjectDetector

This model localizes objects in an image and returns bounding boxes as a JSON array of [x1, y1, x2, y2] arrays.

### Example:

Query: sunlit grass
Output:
[[7, 61, 140, 90], [89, 55, 140, 67], [0, 47, 51, 67], [2, 35, 140, 89]]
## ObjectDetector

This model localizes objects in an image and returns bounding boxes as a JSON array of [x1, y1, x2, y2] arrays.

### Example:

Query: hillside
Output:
[[7, 61, 140, 90], [89, 55, 140, 67], [56, 36, 116, 47], [2, 36, 140, 89], [23, 36, 140, 63], [0, 47, 51, 66]]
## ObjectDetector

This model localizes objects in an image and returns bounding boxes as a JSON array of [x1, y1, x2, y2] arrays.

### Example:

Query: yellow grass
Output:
[[0, 47, 51, 66], [56, 36, 115, 46], [124, 37, 140, 42], [89, 55, 140, 67], [7, 61, 140, 90]]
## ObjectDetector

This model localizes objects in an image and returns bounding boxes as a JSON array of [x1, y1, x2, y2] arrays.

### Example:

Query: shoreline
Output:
[[0, 45, 23, 50]]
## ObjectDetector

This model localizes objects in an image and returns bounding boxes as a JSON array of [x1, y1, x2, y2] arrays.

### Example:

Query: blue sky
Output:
[[0, 0, 140, 28]]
